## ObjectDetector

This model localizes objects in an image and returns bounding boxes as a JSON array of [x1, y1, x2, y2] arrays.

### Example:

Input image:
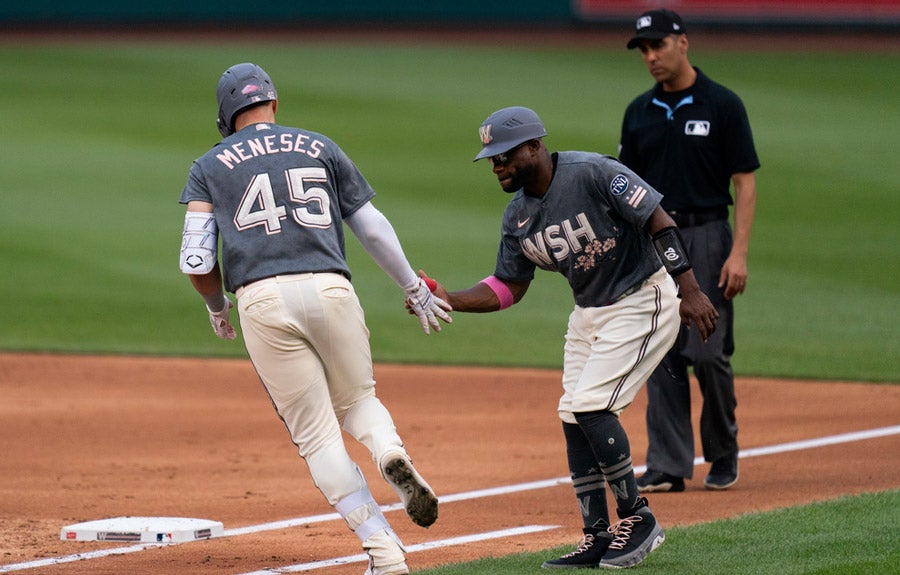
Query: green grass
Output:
[[0, 38, 898, 381], [415, 490, 900, 575], [0, 35, 896, 575]]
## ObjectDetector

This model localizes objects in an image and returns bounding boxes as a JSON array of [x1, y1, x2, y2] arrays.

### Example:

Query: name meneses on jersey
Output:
[[216, 126, 326, 170]]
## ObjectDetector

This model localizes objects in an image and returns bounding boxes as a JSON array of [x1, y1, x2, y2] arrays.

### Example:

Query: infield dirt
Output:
[[1, 353, 897, 574]]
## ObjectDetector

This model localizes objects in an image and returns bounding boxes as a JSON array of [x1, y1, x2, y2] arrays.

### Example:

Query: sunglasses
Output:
[[488, 141, 528, 166]]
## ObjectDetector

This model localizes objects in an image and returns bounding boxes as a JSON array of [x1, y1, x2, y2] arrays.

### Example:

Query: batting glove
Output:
[[405, 278, 452, 335], [207, 297, 236, 340]]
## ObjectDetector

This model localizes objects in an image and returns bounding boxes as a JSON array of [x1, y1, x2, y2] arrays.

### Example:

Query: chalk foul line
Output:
[[1, 424, 897, 573], [234, 525, 560, 575]]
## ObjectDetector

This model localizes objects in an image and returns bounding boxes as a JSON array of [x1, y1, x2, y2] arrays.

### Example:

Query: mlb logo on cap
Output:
[[627, 9, 686, 49]]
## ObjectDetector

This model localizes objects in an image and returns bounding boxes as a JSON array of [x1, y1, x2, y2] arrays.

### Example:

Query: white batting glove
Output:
[[207, 297, 236, 340], [404, 278, 452, 335]]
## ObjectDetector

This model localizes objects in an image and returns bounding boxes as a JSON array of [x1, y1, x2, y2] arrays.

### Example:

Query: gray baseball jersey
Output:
[[494, 151, 663, 307], [179, 122, 375, 293]]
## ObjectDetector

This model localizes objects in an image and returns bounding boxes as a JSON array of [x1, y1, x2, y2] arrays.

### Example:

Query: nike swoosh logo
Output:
[[517, 218, 530, 228]]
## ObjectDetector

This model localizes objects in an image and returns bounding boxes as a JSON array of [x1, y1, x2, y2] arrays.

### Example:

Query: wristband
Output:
[[480, 275, 514, 310], [652, 226, 692, 277], [203, 292, 228, 313]]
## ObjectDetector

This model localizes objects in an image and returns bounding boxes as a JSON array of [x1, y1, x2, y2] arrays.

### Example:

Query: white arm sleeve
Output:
[[344, 202, 418, 291], [180, 211, 218, 275]]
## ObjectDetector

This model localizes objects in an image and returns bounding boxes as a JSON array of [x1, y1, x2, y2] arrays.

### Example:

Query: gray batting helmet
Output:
[[216, 63, 278, 137], [474, 106, 547, 162]]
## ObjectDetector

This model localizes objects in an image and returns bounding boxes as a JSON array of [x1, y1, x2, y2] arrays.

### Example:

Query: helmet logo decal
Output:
[[480, 125, 493, 145], [241, 84, 260, 95]]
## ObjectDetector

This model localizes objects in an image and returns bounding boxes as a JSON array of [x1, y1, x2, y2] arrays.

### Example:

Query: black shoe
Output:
[[704, 454, 739, 490], [541, 527, 613, 569], [636, 470, 685, 493], [599, 498, 665, 568]]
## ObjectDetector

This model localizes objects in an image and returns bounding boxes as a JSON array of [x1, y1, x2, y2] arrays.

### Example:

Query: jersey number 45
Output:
[[234, 167, 332, 235]]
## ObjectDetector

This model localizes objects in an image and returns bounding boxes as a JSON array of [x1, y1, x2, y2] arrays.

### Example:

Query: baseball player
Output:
[[620, 9, 760, 493], [178, 63, 450, 575], [422, 107, 717, 569]]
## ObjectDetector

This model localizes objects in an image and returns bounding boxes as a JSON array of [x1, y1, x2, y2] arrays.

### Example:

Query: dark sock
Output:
[[573, 410, 642, 518], [562, 421, 609, 528]]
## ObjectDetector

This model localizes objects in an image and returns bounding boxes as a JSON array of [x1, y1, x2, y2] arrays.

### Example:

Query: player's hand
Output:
[[678, 286, 718, 342], [207, 297, 236, 340], [405, 277, 452, 335], [417, 269, 449, 301]]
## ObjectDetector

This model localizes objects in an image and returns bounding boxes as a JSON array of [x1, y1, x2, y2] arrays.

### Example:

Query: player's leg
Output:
[[543, 309, 614, 569], [566, 268, 679, 416], [561, 269, 678, 568], [305, 272, 437, 527], [237, 275, 408, 573], [541, 420, 615, 569], [569, 412, 663, 570]]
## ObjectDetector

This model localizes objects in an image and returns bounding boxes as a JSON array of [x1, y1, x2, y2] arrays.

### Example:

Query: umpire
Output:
[[619, 9, 760, 491]]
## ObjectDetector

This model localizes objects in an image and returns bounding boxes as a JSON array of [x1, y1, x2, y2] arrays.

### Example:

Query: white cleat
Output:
[[380, 451, 439, 528], [364, 558, 409, 575]]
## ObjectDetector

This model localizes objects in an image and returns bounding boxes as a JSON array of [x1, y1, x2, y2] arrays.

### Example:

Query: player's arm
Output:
[[180, 200, 236, 340], [344, 201, 451, 334], [644, 207, 718, 341], [720, 171, 756, 299], [418, 271, 530, 313]]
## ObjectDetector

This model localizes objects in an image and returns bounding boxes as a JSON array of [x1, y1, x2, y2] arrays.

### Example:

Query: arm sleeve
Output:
[[344, 201, 418, 291]]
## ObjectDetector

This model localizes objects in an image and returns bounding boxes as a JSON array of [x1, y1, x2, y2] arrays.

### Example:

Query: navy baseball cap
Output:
[[626, 9, 686, 49], [474, 106, 547, 162]]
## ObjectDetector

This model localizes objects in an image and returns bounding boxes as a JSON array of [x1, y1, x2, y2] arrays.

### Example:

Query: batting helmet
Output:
[[474, 106, 547, 162], [216, 63, 278, 138]]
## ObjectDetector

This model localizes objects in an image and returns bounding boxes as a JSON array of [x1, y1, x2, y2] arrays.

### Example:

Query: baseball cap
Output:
[[626, 9, 686, 49], [216, 63, 278, 137], [474, 106, 547, 162]]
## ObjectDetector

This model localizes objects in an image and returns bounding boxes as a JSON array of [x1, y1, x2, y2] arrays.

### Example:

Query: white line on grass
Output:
[[1, 425, 897, 573]]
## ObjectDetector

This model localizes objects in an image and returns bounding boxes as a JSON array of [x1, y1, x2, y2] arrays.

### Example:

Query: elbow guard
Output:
[[180, 212, 218, 275], [652, 226, 692, 277]]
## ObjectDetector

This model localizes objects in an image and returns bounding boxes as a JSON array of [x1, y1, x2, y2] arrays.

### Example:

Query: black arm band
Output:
[[652, 226, 692, 277]]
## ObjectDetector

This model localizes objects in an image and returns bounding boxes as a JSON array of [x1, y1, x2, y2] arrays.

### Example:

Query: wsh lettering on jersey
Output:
[[521, 213, 617, 271]]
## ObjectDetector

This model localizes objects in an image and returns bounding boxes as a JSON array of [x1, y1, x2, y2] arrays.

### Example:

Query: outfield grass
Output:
[[1, 38, 897, 380], [415, 490, 900, 575]]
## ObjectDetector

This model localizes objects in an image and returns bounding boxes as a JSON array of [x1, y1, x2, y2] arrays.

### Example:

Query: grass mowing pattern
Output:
[[0, 40, 897, 380]]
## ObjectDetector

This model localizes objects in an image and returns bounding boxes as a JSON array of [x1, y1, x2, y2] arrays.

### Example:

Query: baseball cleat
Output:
[[599, 498, 665, 568], [541, 526, 613, 569], [364, 557, 409, 575], [380, 451, 439, 528]]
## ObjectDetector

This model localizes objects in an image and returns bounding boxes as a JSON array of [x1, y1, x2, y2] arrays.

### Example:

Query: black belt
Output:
[[667, 207, 728, 228]]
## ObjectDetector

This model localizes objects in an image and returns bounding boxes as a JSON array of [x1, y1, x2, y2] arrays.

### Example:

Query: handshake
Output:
[[404, 271, 451, 335]]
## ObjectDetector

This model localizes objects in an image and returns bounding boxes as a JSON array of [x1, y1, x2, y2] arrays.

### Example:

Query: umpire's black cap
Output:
[[627, 9, 686, 49]]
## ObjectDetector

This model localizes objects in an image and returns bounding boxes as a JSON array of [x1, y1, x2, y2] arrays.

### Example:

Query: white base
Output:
[[61, 516, 224, 543]]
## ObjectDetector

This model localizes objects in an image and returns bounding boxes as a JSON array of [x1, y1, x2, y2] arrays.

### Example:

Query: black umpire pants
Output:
[[643, 218, 738, 479]]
